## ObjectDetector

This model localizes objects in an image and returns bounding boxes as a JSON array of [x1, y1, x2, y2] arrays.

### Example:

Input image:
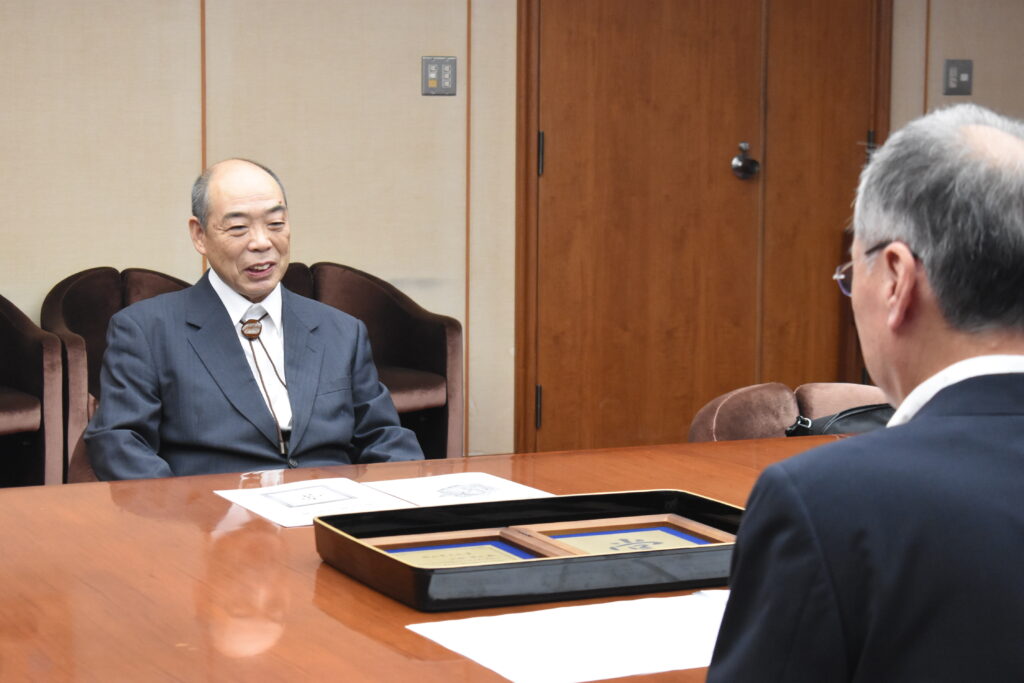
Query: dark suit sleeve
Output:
[[84, 311, 174, 480], [707, 464, 848, 682], [348, 320, 424, 463]]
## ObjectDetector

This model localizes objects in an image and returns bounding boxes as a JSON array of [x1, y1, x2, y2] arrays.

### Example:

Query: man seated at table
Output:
[[708, 104, 1024, 680], [85, 159, 423, 479]]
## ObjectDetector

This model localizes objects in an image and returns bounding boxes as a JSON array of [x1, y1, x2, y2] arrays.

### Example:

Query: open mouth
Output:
[[246, 263, 275, 276]]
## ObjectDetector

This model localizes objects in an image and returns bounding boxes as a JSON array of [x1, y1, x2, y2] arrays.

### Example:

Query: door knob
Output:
[[731, 142, 760, 180]]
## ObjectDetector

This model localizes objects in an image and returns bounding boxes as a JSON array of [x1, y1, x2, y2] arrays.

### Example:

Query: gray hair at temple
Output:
[[853, 103, 1024, 332], [190, 159, 288, 229]]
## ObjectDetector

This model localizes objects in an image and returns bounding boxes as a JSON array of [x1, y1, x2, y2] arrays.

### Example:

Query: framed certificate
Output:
[[387, 540, 538, 568]]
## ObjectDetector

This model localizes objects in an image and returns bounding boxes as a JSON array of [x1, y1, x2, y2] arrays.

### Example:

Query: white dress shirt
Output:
[[208, 269, 292, 430], [888, 354, 1024, 427]]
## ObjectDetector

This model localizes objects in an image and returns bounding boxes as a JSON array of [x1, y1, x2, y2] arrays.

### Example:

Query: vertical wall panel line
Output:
[[464, 0, 472, 455], [200, 0, 207, 172], [922, 0, 931, 114], [754, 0, 768, 383], [199, 0, 208, 273]]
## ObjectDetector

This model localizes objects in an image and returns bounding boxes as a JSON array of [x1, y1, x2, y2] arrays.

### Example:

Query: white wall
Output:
[[892, 0, 1024, 128], [1, 0, 202, 310], [468, 0, 517, 455], [205, 0, 468, 320], [0, 0, 517, 456]]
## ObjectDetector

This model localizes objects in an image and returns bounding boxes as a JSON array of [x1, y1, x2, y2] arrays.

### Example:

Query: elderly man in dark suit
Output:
[[708, 104, 1024, 681], [85, 159, 422, 479]]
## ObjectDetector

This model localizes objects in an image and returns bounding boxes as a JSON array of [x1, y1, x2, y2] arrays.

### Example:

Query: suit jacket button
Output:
[[287, 457, 298, 468]]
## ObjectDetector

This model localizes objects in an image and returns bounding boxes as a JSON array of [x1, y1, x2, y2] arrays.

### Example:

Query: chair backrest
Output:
[[794, 382, 888, 420], [307, 262, 463, 458], [123, 268, 192, 307], [689, 381, 890, 443], [281, 262, 314, 299], [688, 382, 799, 442], [42, 267, 190, 398], [43, 267, 122, 398], [310, 262, 445, 372]]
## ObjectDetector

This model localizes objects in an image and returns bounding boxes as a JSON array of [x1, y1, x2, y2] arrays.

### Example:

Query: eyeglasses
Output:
[[833, 241, 892, 297]]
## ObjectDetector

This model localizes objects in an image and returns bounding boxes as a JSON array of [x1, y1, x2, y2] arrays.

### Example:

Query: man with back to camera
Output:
[[85, 158, 423, 479], [708, 104, 1024, 681]]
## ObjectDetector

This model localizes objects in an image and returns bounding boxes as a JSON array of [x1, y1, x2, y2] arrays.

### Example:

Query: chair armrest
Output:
[[0, 296, 64, 483], [0, 298, 60, 397]]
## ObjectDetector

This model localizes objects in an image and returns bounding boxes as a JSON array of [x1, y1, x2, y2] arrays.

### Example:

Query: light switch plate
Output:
[[943, 59, 973, 96], [422, 56, 456, 96]]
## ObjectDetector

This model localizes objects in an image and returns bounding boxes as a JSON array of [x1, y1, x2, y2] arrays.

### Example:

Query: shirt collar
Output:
[[207, 268, 283, 329], [888, 354, 1024, 426]]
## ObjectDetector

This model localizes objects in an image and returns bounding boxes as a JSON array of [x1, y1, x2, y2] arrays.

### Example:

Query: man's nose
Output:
[[248, 225, 273, 250]]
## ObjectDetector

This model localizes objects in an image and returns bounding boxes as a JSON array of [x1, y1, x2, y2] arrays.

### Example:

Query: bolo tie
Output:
[[240, 313, 291, 458]]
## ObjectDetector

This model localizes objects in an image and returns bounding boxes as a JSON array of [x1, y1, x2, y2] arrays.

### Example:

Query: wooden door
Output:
[[527, 0, 764, 451], [516, 0, 889, 452], [761, 0, 890, 386]]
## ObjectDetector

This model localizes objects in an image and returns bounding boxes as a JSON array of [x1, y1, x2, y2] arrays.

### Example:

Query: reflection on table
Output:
[[0, 436, 835, 681]]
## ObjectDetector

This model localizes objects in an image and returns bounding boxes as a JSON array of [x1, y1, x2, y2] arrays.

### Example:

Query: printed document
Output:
[[215, 472, 552, 527]]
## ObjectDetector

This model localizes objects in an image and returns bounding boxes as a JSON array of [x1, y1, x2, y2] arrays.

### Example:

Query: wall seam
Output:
[[199, 0, 208, 273], [755, 0, 768, 383], [922, 0, 931, 114], [464, 0, 473, 455]]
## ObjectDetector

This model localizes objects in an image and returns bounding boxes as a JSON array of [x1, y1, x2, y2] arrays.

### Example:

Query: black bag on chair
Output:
[[786, 403, 894, 437]]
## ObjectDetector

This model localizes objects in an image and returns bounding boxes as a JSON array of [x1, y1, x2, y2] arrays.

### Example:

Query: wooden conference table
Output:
[[0, 436, 836, 681]]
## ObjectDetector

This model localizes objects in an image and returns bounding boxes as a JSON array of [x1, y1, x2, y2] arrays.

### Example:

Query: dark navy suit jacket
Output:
[[709, 373, 1024, 682], [85, 273, 422, 479]]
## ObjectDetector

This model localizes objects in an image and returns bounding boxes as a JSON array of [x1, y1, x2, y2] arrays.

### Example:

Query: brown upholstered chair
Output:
[[793, 382, 888, 421], [44, 262, 462, 478], [296, 262, 463, 460], [279, 262, 314, 298], [687, 382, 799, 442], [41, 267, 191, 482], [688, 381, 890, 443], [0, 294, 64, 485]]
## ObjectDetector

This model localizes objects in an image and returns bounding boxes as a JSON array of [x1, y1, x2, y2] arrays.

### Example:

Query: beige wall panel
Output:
[[927, 0, 1024, 118], [890, 0, 927, 129], [468, 0, 516, 455], [0, 0, 202, 320], [205, 0, 467, 322]]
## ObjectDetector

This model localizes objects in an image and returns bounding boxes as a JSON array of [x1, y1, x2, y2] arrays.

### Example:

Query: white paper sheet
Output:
[[408, 590, 730, 683], [214, 477, 414, 527], [214, 472, 552, 527], [364, 472, 553, 507]]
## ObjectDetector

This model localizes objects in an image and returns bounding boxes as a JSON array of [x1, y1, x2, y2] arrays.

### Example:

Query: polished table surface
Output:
[[0, 436, 836, 681]]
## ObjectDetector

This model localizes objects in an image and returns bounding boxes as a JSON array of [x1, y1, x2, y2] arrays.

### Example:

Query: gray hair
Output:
[[190, 159, 288, 229], [854, 104, 1024, 332]]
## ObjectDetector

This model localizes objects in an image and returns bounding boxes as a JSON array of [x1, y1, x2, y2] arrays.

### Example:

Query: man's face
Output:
[[189, 161, 290, 302]]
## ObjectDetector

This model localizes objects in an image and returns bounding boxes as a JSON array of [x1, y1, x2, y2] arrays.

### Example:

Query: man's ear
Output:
[[188, 217, 207, 256], [883, 242, 920, 331]]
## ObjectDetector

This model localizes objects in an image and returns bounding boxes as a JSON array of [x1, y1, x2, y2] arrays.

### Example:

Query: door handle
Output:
[[731, 142, 760, 180]]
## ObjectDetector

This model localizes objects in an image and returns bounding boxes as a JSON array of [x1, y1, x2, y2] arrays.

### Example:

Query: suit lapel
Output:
[[185, 275, 280, 447], [282, 289, 323, 452]]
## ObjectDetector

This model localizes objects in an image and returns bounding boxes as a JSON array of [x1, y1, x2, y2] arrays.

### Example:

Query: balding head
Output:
[[192, 159, 288, 231]]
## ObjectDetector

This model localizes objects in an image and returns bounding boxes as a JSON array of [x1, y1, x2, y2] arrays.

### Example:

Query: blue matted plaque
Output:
[[552, 525, 711, 553], [388, 540, 537, 567]]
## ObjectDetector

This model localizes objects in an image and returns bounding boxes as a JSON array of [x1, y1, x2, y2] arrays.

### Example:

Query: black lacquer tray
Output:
[[314, 489, 742, 611]]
